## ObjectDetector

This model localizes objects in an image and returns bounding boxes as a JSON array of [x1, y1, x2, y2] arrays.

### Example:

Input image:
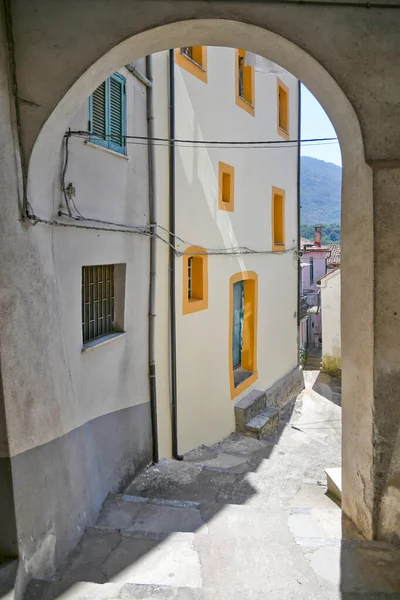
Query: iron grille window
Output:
[[82, 265, 115, 344], [187, 257, 193, 300], [310, 257, 314, 284]]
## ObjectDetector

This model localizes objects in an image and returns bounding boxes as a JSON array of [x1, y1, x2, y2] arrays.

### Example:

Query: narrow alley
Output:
[[26, 374, 400, 600]]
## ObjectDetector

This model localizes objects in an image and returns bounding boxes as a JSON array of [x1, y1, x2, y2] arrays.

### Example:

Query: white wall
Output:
[[169, 47, 299, 453], [320, 268, 341, 359], [26, 63, 151, 446]]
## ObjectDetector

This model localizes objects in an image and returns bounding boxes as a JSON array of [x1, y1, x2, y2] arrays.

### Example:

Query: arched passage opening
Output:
[[1, 15, 383, 588]]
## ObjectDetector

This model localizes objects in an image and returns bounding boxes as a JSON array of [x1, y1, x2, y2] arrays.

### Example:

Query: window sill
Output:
[[231, 371, 258, 400], [183, 297, 208, 315], [85, 141, 129, 160], [81, 332, 126, 353], [277, 127, 290, 140], [236, 95, 255, 117]]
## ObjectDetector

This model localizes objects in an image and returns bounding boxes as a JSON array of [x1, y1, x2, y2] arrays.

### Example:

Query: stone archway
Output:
[[27, 17, 373, 542], [3, 0, 400, 582]]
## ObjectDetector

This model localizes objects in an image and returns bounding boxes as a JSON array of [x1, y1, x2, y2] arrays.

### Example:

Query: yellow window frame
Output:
[[229, 271, 258, 400], [277, 78, 290, 139], [174, 47, 208, 84], [272, 186, 286, 251], [182, 246, 209, 315], [218, 162, 235, 212], [235, 49, 255, 117]]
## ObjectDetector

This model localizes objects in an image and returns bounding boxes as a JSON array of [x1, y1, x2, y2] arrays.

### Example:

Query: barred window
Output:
[[82, 264, 126, 345], [187, 257, 193, 300]]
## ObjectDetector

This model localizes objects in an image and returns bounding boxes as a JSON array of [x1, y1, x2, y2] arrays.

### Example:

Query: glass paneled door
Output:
[[232, 280, 244, 368]]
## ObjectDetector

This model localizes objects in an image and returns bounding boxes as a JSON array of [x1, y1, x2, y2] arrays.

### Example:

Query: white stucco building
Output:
[[153, 47, 301, 455]]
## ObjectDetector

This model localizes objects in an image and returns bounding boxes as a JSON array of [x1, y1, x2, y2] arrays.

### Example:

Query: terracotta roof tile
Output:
[[328, 244, 341, 266]]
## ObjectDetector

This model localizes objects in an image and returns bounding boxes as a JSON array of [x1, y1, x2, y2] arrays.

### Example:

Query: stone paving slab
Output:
[[24, 376, 400, 600]]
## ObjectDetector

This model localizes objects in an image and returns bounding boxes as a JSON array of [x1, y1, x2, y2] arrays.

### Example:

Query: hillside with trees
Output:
[[300, 156, 342, 230]]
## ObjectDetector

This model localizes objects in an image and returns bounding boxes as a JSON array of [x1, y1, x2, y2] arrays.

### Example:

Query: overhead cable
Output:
[[67, 130, 337, 146]]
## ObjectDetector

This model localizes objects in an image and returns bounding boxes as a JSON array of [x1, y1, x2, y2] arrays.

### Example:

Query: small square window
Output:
[[82, 264, 126, 345], [183, 247, 208, 314], [218, 162, 235, 212]]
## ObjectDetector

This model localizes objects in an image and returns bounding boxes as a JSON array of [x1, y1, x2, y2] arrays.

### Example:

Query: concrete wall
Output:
[[169, 47, 299, 453], [320, 268, 341, 360]]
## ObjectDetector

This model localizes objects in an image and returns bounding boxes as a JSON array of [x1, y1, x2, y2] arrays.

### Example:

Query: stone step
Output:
[[326, 467, 342, 502], [244, 407, 280, 439], [235, 389, 266, 432], [26, 579, 201, 600], [304, 360, 322, 371], [96, 493, 204, 534]]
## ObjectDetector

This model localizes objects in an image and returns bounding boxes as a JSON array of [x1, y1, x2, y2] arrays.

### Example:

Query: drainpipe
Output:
[[297, 80, 302, 361], [168, 49, 183, 461], [126, 62, 152, 88], [143, 56, 158, 464]]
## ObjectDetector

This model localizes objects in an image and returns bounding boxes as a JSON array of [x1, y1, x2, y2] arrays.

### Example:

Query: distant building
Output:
[[299, 227, 330, 353]]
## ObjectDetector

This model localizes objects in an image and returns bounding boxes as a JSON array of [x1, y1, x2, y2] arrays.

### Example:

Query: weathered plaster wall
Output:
[[373, 166, 400, 543], [0, 15, 153, 582]]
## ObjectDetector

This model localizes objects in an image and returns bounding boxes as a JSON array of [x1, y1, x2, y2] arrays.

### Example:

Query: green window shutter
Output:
[[89, 81, 108, 148], [108, 73, 126, 154]]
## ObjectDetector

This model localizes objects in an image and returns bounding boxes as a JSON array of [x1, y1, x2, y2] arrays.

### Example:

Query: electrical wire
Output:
[[123, 140, 338, 150], [71, 133, 338, 150], [31, 214, 299, 257], [61, 133, 73, 217], [32, 216, 152, 235], [57, 211, 153, 233], [68, 130, 337, 146], [30, 129, 326, 259]]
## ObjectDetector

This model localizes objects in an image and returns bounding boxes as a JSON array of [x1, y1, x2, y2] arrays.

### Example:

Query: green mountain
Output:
[[300, 156, 342, 225]]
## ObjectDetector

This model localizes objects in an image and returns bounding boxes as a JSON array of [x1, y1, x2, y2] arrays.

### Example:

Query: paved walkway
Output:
[[27, 373, 400, 599]]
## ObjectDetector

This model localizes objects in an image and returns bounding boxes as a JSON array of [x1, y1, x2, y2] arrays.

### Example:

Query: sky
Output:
[[300, 84, 342, 167]]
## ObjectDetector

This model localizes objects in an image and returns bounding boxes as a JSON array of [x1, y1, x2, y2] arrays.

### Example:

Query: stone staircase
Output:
[[234, 369, 305, 440], [234, 389, 281, 439], [304, 355, 322, 371]]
